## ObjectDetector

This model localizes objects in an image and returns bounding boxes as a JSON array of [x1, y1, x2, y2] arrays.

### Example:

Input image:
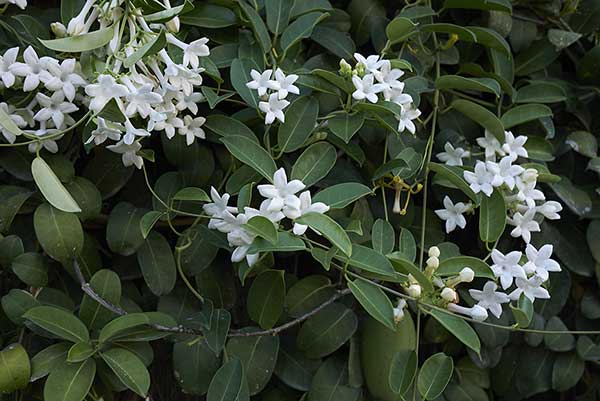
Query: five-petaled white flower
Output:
[[85, 117, 122, 145], [273, 68, 299, 99], [289, 191, 330, 235], [0, 102, 26, 143], [396, 102, 421, 134], [34, 91, 78, 129], [183, 38, 210, 69], [10, 46, 54, 92], [535, 201, 562, 220], [509, 275, 550, 302], [502, 131, 528, 161], [354, 53, 386, 75], [122, 119, 151, 145], [178, 115, 206, 145], [44, 58, 87, 101], [490, 249, 526, 290], [436, 142, 470, 166], [464, 161, 494, 196], [259, 93, 289, 124], [508, 209, 540, 243], [351, 74, 385, 103], [246, 69, 279, 97], [434, 196, 471, 233], [469, 281, 510, 319], [486, 156, 524, 189], [106, 140, 143, 169], [203, 187, 239, 232], [523, 244, 561, 281], [85, 74, 129, 112], [476, 130, 504, 161], [257, 168, 305, 213], [0, 47, 19, 88], [377, 61, 405, 100]]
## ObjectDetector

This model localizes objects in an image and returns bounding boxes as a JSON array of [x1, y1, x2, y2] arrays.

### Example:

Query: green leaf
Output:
[[296, 213, 352, 257], [297, 302, 358, 358], [451, 99, 505, 141], [204, 115, 258, 143], [371, 219, 395, 255], [0, 343, 30, 394], [248, 231, 306, 253], [244, 216, 278, 245], [312, 183, 372, 209], [124, 29, 166, 68], [266, 0, 293, 35], [389, 351, 417, 395], [310, 26, 356, 59], [500, 104, 553, 129], [515, 82, 566, 104], [429, 163, 478, 202], [32, 157, 81, 213], [180, 4, 237, 28], [286, 275, 335, 318], [65, 177, 102, 221], [436, 75, 501, 97], [468, 26, 511, 56], [230, 58, 261, 108], [548, 29, 582, 50], [578, 46, 600, 84], [544, 317, 575, 352], [24, 306, 89, 343], [277, 96, 319, 153], [221, 135, 277, 182], [43, 359, 96, 401], [307, 354, 361, 401], [226, 333, 279, 395], [275, 343, 320, 391], [417, 352, 454, 400], [566, 131, 597, 158], [33, 203, 84, 263], [386, 17, 418, 44], [79, 269, 121, 330], [139, 211, 164, 240], [552, 352, 584, 392], [328, 113, 364, 143], [237, 0, 272, 53], [443, 0, 511, 12], [437, 256, 494, 279], [136, 231, 176, 296], [30, 343, 70, 382], [479, 189, 506, 242], [387, 254, 433, 291], [510, 294, 533, 328], [98, 313, 150, 343], [280, 12, 329, 53], [247, 270, 286, 329], [206, 358, 250, 401], [203, 309, 231, 355], [106, 202, 146, 255], [430, 309, 481, 353], [420, 23, 477, 41], [291, 142, 336, 187], [173, 339, 220, 395], [342, 244, 397, 277], [0, 187, 32, 233], [11, 252, 48, 287], [40, 26, 114, 52], [101, 348, 150, 397], [67, 342, 95, 363], [516, 39, 559, 76], [348, 278, 395, 330]]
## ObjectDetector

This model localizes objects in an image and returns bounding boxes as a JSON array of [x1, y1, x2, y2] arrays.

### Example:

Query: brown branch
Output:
[[72, 260, 350, 338]]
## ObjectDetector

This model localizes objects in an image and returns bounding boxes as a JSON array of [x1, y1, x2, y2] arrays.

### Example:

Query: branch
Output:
[[72, 260, 350, 338]]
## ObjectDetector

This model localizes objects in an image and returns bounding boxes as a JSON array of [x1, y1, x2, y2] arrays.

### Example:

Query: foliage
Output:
[[1, 0, 600, 401]]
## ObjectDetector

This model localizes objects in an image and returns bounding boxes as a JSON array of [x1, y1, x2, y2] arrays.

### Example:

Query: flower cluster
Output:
[[203, 168, 329, 266], [245, 68, 299, 124], [0, 46, 86, 153], [346, 53, 421, 134], [0, 0, 212, 169], [435, 129, 562, 243]]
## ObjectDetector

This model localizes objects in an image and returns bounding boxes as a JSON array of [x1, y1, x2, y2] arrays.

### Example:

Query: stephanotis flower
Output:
[[257, 168, 305, 213], [464, 161, 494, 196], [10, 46, 54, 92], [469, 281, 510, 319], [246, 69, 278, 97], [178, 115, 206, 145], [509, 275, 550, 302], [523, 244, 561, 281], [396, 103, 421, 134], [434, 196, 471, 234], [258, 93, 289, 124], [477, 130, 504, 160], [0, 47, 19, 88], [353, 53, 386, 75], [0, 102, 26, 143], [33, 92, 79, 129], [508, 209, 540, 243], [106, 140, 143, 169], [436, 142, 470, 166], [486, 156, 524, 189], [490, 249, 526, 290], [85, 74, 129, 112], [273, 68, 299, 99], [0, 0, 27, 9], [85, 118, 122, 145], [502, 131, 528, 160], [351, 74, 385, 103], [289, 191, 330, 235], [44, 58, 87, 101]]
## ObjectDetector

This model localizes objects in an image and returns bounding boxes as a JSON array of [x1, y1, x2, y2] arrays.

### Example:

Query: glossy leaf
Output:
[[31, 157, 81, 213], [417, 352, 454, 400], [221, 135, 277, 182], [296, 212, 352, 257], [247, 270, 286, 329]]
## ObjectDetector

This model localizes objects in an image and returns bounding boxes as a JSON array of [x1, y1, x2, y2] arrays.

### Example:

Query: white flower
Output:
[[246, 69, 278, 97], [469, 281, 510, 319], [244, 202, 285, 224], [396, 103, 421, 134], [388, 88, 413, 105], [0, 102, 26, 143], [434, 196, 470, 233], [67, 0, 96, 35], [486, 156, 524, 189], [289, 191, 330, 235], [178, 115, 206, 145], [85, 74, 129, 113], [523, 244, 561, 281], [123, 81, 163, 118], [502, 131, 528, 160], [508, 209, 540, 243], [406, 284, 421, 298], [153, 113, 184, 139], [257, 168, 305, 213], [174, 92, 203, 115], [476, 130, 504, 161], [441, 287, 457, 302], [28, 137, 59, 154], [34, 91, 79, 129], [259, 93, 289, 124], [393, 299, 407, 323], [0, 47, 19, 88], [273, 68, 299, 99], [490, 249, 526, 290], [514, 179, 545, 209], [44, 58, 87, 101], [163, 61, 203, 96], [165, 34, 210, 69], [351, 73, 385, 103], [436, 142, 470, 166], [1, 0, 27, 9], [447, 303, 488, 321], [464, 161, 494, 196], [106, 140, 143, 169], [122, 120, 150, 145], [509, 275, 550, 302], [459, 267, 475, 282], [9, 46, 53, 91], [85, 117, 122, 145], [354, 53, 386, 75], [536, 200, 562, 220], [203, 187, 239, 232], [376, 62, 405, 100]]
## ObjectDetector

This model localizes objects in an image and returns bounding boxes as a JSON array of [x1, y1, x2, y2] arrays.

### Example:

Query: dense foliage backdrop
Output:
[[1, 0, 600, 400]]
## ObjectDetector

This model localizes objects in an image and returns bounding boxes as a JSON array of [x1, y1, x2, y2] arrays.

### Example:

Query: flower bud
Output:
[[392, 188, 402, 214], [470, 305, 488, 321], [51, 22, 67, 38], [166, 16, 180, 33], [426, 256, 439, 269], [406, 284, 421, 298], [339, 59, 352, 77], [428, 246, 440, 258], [441, 287, 457, 302], [459, 267, 475, 283], [393, 299, 407, 323], [521, 168, 538, 185]]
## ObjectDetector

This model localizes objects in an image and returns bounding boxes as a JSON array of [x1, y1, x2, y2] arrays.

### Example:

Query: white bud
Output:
[[459, 267, 475, 283], [166, 16, 180, 32], [428, 246, 440, 258], [470, 305, 488, 321], [441, 287, 457, 302], [51, 22, 67, 38], [426, 256, 439, 269], [406, 284, 422, 298], [521, 168, 538, 184], [393, 299, 407, 323]]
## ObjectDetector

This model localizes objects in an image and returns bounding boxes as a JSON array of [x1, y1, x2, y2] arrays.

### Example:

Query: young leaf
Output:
[[296, 212, 352, 257], [247, 270, 286, 329], [348, 278, 396, 330], [220, 135, 277, 182], [32, 157, 81, 213], [172, 187, 211, 202], [67, 342, 95, 363], [139, 211, 164, 239]]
